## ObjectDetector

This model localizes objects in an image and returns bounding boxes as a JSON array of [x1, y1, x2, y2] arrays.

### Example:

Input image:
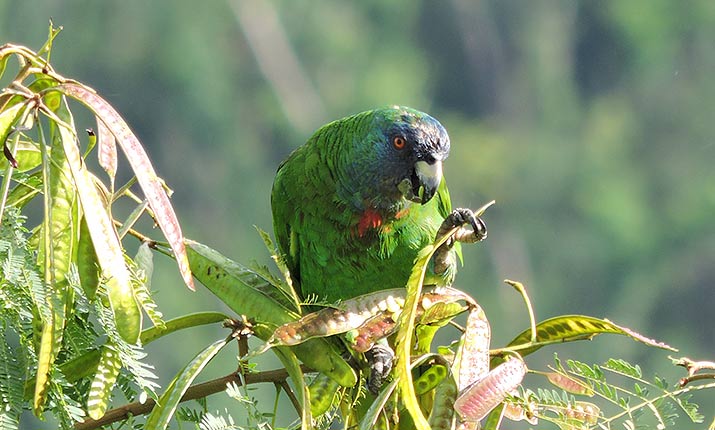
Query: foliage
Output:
[[2, 23, 715, 430]]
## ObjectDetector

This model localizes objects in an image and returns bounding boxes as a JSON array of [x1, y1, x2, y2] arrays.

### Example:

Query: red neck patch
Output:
[[357, 208, 383, 237]]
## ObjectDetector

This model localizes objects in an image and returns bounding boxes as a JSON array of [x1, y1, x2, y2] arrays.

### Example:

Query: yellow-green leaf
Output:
[[505, 315, 676, 357], [145, 336, 231, 430]]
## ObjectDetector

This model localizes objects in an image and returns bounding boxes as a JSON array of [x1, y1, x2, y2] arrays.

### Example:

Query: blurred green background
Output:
[[2, 0, 714, 427]]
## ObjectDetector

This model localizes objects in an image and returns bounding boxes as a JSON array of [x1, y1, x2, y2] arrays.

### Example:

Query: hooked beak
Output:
[[405, 160, 442, 204]]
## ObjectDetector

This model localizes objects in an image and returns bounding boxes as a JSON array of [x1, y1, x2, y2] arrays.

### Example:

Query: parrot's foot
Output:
[[434, 208, 487, 274], [365, 343, 395, 395]]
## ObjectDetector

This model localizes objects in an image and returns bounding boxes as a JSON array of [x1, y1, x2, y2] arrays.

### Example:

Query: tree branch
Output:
[[74, 366, 307, 430]]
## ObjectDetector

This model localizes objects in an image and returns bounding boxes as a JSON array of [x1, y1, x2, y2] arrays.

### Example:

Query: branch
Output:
[[74, 366, 307, 430]]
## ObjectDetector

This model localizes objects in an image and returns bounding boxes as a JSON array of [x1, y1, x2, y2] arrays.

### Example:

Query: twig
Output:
[[679, 373, 715, 387], [278, 380, 302, 414], [74, 366, 307, 430]]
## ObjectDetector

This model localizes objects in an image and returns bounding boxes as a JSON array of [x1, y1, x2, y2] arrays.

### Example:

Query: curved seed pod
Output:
[[427, 374, 458, 430], [455, 305, 490, 391], [414, 364, 448, 395], [454, 357, 527, 423], [270, 289, 406, 346], [348, 312, 397, 353], [308, 373, 340, 417]]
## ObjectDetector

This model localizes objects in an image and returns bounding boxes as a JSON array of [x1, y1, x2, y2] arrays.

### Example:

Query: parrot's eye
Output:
[[392, 136, 407, 150]]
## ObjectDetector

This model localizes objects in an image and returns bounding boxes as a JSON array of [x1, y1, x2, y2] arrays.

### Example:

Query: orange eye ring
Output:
[[393, 136, 406, 150]]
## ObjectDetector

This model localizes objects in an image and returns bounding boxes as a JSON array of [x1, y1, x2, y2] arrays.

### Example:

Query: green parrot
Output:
[[272, 106, 484, 301], [271, 106, 485, 391]]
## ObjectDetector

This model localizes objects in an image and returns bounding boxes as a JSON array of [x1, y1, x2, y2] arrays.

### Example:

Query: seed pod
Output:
[[456, 305, 490, 391], [454, 357, 527, 422], [308, 373, 340, 417], [427, 375, 458, 430], [348, 312, 397, 353], [271, 289, 406, 346], [414, 364, 448, 395], [545, 372, 593, 396]]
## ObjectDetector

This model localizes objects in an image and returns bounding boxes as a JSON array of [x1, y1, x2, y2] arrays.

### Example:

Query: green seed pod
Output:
[[309, 373, 340, 417], [427, 374, 458, 430], [414, 364, 448, 395]]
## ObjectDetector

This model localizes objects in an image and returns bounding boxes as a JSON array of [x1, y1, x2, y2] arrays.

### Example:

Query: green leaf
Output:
[[185, 239, 356, 387], [503, 315, 676, 358], [0, 141, 42, 172], [33, 93, 80, 414], [272, 347, 312, 430], [185, 239, 299, 323], [144, 336, 231, 430], [4, 171, 42, 208], [308, 373, 340, 417], [0, 100, 26, 145]]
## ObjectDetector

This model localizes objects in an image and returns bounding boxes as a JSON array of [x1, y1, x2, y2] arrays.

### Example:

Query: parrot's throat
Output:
[[356, 206, 411, 237], [357, 208, 383, 237]]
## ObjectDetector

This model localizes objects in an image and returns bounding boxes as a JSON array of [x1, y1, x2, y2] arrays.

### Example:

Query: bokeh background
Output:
[[2, 0, 714, 428]]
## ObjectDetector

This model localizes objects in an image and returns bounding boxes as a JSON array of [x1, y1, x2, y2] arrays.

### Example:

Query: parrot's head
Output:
[[353, 106, 450, 210]]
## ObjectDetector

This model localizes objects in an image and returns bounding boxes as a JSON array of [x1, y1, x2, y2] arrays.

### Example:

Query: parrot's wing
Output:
[[271, 163, 303, 290]]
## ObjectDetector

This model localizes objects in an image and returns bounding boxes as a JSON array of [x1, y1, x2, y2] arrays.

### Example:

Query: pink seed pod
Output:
[[454, 357, 527, 422], [349, 313, 398, 352], [456, 305, 491, 391]]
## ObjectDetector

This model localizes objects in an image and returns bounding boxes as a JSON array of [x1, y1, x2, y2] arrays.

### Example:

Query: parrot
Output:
[[271, 106, 486, 391]]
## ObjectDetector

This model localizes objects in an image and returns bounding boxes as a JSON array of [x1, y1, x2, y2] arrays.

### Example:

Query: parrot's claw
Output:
[[365, 343, 395, 395], [434, 208, 487, 275], [438, 208, 487, 245]]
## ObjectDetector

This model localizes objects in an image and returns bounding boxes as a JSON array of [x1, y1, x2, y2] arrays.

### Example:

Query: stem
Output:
[[74, 366, 308, 430], [504, 280, 537, 343]]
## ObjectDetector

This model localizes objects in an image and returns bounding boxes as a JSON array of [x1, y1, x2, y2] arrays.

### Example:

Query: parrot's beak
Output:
[[413, 160, 442, 204]]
